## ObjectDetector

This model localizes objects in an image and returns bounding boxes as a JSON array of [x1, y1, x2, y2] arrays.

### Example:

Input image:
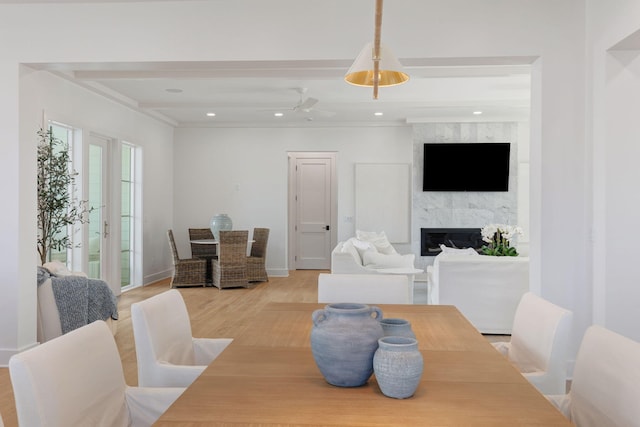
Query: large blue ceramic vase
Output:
[[210, 214, 233, 240], [310, 303, 384, 387]]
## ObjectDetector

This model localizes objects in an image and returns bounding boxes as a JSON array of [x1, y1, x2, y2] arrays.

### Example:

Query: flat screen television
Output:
[[423, 142, 511, 192]]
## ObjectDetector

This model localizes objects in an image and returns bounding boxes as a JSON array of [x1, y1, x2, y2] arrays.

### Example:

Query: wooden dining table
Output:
[[154, 302, 573, 426]]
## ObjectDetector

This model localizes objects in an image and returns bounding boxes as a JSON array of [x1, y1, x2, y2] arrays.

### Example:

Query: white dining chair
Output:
[[318, 273, 412, 304], [131, 289, 233, 387], [492, 292, 573, 394], [547, 325, 640, 427], [9, 320, 183, 427]]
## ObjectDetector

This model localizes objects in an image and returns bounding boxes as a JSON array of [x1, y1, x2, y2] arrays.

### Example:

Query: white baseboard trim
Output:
[[144, 269, 172, 286], [267, 268, 289, 277], [0, 341, 39, 367]]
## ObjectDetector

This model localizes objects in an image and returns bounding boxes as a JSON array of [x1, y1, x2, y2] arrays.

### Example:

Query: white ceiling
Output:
[[9, 0, 533, 128], [8, 1, 533, 128], [30, 58, 532, 129]]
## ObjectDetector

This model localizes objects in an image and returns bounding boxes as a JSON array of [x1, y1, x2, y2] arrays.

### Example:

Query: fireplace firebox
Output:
[[421, 228, 483, 256]]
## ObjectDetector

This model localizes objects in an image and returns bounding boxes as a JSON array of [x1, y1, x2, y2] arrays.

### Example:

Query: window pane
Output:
[[121, 216, 131, 251], [121, 143, 135, 289], [47, 123, 73, 265], [120, 251, 131, 287], [121, 146, 131, 181], [121, 182, 131, 216], [88, 144, 103, 279]]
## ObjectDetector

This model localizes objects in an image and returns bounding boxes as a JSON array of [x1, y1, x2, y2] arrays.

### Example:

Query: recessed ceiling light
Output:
[[473, 111, 483, 115], [274, 112, 284, 117], [374, 112, 384, 116], [165, 88, 183, 93], [206, 112, 216, 117]]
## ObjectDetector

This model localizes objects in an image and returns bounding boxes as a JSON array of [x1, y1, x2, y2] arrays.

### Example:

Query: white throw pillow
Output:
[[43, 260, 72, 276], [349, 237, 377, 260], [439, 244, 479, 256], [362, 251, 415, 269], [341, 239, 363, 264], [42, 261, 87, 277], [356, 230, 397, 255]]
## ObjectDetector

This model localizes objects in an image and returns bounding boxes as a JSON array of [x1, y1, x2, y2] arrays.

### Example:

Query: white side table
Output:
[[376, 268, 424, 304]]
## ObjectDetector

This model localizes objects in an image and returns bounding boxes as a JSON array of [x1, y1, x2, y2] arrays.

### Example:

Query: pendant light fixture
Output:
[[344, 0, 409, 99]]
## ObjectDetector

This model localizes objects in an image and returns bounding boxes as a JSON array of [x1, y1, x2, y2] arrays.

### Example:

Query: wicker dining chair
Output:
[[247, 227, 269, 282], [188, 228, 217, 258], [188, 228, 217, 284], [167, 229, 207, 288], [212, 230, 249, 289]]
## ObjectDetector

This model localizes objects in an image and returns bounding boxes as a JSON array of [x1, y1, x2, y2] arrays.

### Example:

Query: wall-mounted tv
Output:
[[423, 142, 510, 192]]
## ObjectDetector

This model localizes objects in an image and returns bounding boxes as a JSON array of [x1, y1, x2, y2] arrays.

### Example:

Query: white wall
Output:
[[0, 0, 590, 365], [603, 52, 640, 339], [173, 126, 413, 276], [587, 0, 640, 342]]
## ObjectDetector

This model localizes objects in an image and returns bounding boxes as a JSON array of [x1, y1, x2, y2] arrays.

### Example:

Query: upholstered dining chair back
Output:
[[9, 320, 184, 427], [131, 289, 232, 387], [492, 292, 572, 395], [212, 230, 249, 289], [318, 273, 412, 304], [247, 227, 269, 282], [188, 227, 217, 258], [167, 229, 207, 287], [547, 325, 640, 427]]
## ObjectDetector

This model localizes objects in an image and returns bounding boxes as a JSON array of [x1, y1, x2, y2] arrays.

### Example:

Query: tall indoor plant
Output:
[[37, 127, 92, 265]]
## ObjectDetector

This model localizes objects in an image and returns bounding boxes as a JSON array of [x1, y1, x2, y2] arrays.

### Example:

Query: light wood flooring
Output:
[[0, 270, 507, 427]]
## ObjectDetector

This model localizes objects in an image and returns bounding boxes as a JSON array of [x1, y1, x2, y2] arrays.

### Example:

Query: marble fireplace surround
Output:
[[411, 121, 528, 269]]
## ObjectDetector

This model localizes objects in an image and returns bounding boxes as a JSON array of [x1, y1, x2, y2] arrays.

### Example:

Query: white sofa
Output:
[[429, 253, 529, 334], [331, 238, 415, 274], [318, 273, 413, 304], [331, 240, 378, 274]]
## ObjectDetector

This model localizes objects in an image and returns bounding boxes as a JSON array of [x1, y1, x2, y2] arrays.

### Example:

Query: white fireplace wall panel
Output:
[[411, 122, 522, 271], [355, 163, 411, 243]]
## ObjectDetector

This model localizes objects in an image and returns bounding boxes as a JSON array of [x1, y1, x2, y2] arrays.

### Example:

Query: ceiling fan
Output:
[[292, 87, 319, 112], [265, 87, 335, 117]]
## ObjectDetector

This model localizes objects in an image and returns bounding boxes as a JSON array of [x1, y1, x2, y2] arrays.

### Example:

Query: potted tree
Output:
[[37, 127, 92, 265]]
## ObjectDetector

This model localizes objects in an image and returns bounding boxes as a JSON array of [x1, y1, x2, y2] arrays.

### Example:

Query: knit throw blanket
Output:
[[37, 267, 118, 335]]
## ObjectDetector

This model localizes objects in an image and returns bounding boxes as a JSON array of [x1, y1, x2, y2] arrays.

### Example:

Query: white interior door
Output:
[[294, 155, 335, 269]]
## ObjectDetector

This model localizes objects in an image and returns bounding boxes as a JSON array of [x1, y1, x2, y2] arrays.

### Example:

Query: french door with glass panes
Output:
[[120, 143, 139, 291], [88, 135, 112, 291], [88, 135, 139, 295]]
